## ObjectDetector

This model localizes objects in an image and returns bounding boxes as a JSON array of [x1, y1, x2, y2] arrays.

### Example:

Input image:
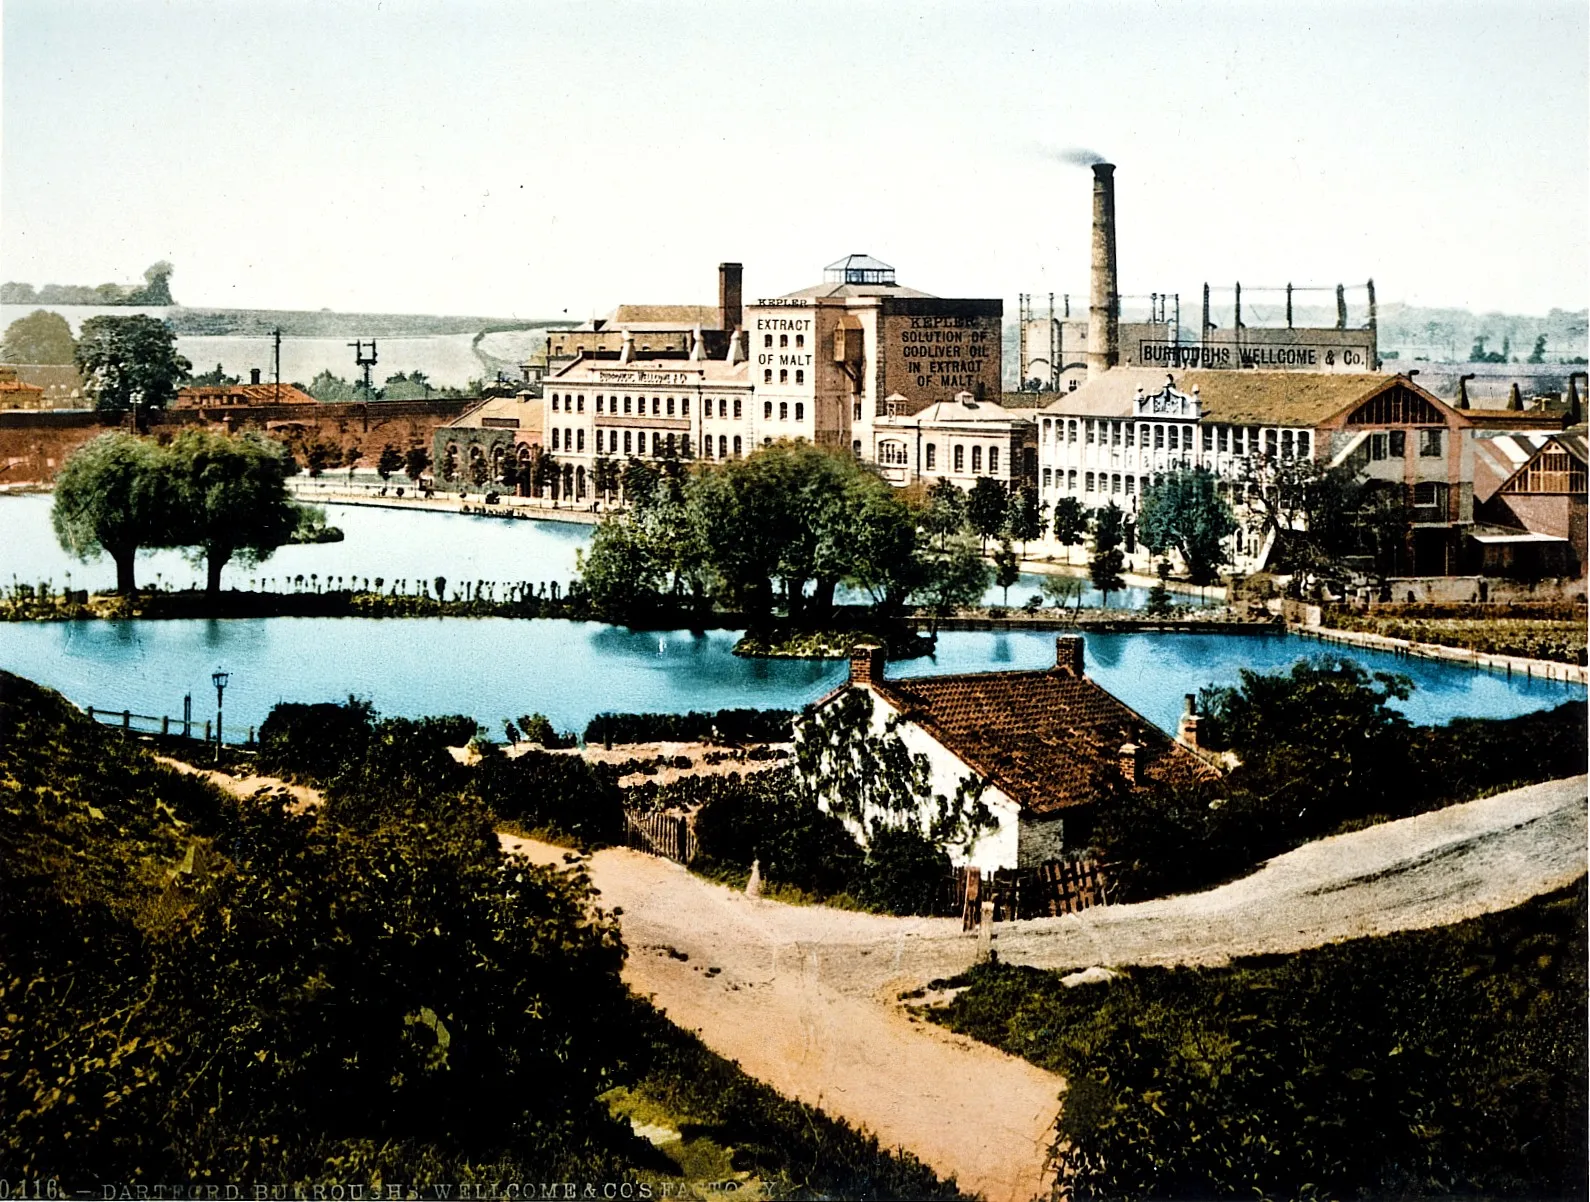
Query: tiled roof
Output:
[[174, 383, 319, 406], [610, 304, 719, 327], [872, 668, 1218, 814], [1037, 367, 1409, 427]]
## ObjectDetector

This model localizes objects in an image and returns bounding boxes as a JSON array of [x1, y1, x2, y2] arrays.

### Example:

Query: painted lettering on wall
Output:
[[1137, 342, 1372, 370], [894, 316, 998, 390]]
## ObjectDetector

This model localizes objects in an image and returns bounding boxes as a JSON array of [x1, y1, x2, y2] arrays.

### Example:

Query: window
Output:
[[1262, 429, 1277, 458], [665, 434, 675, 457], [682, 398, 690, 416], [764, 401, 773, 420], [623, 396, 633, 415], [764, 334, 773, 348], [596, 396, 604, 413], [953, 445, 965, 472], [795, 402, 804, 421], [1042, 467, 1052, 487], [652, 397, 661, 416], [733, 435, 742, 457], [1281, 430, 1295, 459], [719, 397, 727, 417], [1419, 428, 1442, 457], [734, 399, 743, 419], [1111, 422, 1122, 447], [972, 446, 983, 473], [1389, 430, 1406, 457], [988, 446, 999, 473], [1414, 481, 1442, 509], [718, 435, 727, 458], [1298, 431, 1311, 458], [1111, 473, 1121, 494], [1218, 425, 1229, 453], [1085, 472, 1095, 492], [577, 395, 585, 413], [552, 428, 560, 450], [1086, 421, 1095, 445], [852, 439, 862, 456], [1067, 469, 1077, 490], [1125, 475, 1135, 496], [779, 369, 788, 384], [652, 432, 662, 455], [1203, 425, 1214, 452], [1126, 423, 1135, 448], [576, 429, 585, 452], [681, 435, 692, 458], [795, 334, 804, 348], [779, 402, 788, 421], [552, 395, 560, 412], [853, 403, 863, 421], [1369, 432, 1387, 461], [623, 430, 632, 454], [666, 397, 675, 416], [795, 370, 804, 385], [764, 369, 772, 383], [926, 444, 937, 470], [1068, 420, 1078, 443], [1153, 425, 1164, 450], [780, 334, 788, 348]]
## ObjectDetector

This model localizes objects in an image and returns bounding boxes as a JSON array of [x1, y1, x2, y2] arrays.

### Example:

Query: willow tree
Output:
[[165, 429, 302, 598], [51, 432, 177, 594]]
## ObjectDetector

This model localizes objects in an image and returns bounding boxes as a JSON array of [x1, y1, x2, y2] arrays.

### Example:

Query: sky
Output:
[[2, 0, 1586, 320]]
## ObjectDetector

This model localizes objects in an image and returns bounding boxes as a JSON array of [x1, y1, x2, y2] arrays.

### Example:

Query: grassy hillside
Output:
[[0, 673, 965, 1198], [928, 882, 1588, 1200]]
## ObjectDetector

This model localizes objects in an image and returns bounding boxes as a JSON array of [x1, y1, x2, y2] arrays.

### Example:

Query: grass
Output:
[[922, 880, 1589, 1201]]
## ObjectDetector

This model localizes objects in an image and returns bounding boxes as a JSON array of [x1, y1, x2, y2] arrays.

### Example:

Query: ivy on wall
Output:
[[795, 689, 995, 856]]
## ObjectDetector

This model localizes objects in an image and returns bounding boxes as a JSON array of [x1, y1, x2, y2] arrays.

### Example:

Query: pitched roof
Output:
[[1037, 367, 1410, 427], [869, 668, 1218, 814], [174, 383, 319, 406], [609, 304, 719, 327]]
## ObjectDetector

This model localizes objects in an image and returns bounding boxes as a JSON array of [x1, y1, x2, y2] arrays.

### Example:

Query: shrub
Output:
[[691, 768, 864, 898], [583, 708, 793, 746], [853, 826, 951, 916], [472, 750, 623, 847], [256, 696, 375, 783], [517, 712, 578, 748]]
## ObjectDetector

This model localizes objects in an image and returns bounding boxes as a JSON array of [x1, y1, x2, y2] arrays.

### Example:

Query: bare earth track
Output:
[[173, 757, 1588, 1202]]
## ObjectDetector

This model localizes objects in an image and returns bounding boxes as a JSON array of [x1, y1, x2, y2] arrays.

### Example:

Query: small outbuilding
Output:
[[797, 637, 1219, 872]]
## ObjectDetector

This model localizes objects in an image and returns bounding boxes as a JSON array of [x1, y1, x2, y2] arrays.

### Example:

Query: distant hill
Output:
[[165, 308, 561, 338]]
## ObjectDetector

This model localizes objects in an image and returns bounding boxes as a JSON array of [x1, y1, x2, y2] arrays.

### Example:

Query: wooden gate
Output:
[[625, 810, 697, 865], [957, 859, 1107, 928]]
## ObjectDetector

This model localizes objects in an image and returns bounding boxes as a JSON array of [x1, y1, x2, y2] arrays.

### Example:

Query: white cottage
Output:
[[798, 638, 1219, 872]]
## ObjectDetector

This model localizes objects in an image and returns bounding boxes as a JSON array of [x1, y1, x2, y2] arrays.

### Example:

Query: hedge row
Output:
[[584, 707, 794, 746]]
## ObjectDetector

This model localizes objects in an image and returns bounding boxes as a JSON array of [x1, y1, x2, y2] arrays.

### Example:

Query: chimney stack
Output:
[[1086, 163, 1119, 379], [1457, 373, 1474, 410], [1055, 635, 1085, 678], [1176, 693, 1202, 752], [1118, 742, 1144, 786], [250, 368, 262, 385], [719, 262, 743, 335], [1508, 382, 1523, 411], [849, 643, 886, 687]]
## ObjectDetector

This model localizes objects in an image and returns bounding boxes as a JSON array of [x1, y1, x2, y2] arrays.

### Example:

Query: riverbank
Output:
[[287, 479, 603, 524], [1290, 620, 1588, 685]]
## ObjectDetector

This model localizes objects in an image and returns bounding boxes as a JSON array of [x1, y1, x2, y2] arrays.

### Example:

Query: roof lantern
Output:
[[823, 253, 896, 286]]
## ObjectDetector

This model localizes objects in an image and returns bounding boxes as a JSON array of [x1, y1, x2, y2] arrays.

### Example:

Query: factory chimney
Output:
[[718, 262, 743, 334], [1086, 163, 1119, 379]]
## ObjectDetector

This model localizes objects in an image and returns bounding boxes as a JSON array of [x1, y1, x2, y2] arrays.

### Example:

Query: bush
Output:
[[584, 707, 793, 746], [691, 768, 865, 898], [472, 750, 624, 847], [518, 712, 578, 748], [256, 696, 375, 783], [853, 826, 951, 916], [932, 882, 1589, 1201]]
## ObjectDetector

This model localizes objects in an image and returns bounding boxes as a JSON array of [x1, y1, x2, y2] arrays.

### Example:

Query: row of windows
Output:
[[1042, 468, 1139, 497], [763, 400, 805, 422], [762, 333, 806, 349], [550, 392, 698, 418], [586, 429, 697, 458], [550, 427, 585, 453], [887, 443, 1001, 474], [1042, 417, 1316, 459], [1368, 429, 1444, 459], [705, 397, 744, 420], [762, 369, 806, 385]]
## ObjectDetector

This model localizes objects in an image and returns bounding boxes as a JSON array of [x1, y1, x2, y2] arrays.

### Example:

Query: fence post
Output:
[[87, 706, 95, 723], [162, 715, 170, 735], [122, 709, 131, 733], [205, 719, 212, 744], [978, 900, 995, 962], [184, 693, 192, 739]]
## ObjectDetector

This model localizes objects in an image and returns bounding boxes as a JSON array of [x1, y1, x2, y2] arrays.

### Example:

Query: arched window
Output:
[[1085, 472, 1095, 492], [577, 395, 585, 412], [652, 397, 661, 416], [764, 334, 773, 348], [795, 402, 804, 421], [652, 432, 662, 455], [552, 428, 561, 451], [1068, 419, 1077, 443], [779, 369, 788, 384], [732, 435, 743, 457], [623, 396, 632, 415], [764, 401, 773, 420], [779, 402, 788, 421], [718, 434, 727, 458], [681, 397, 690, 416], [764, 369, 773, 384], [552, 394, 560, 412], [795, 370, 804, 385], [576, 429, 585, 452], [1067, 469, 1077, 490], [666, 396, 675, 416], [953, 445, 965, 473], [780, 334, 788, 348], [623, 430, 632, 454], [796, 334, 804, 348], [734, 398, 743, 418], [972, 446, 983, 474], [988, 446, 999, 474], [926, 444, 937, 470]]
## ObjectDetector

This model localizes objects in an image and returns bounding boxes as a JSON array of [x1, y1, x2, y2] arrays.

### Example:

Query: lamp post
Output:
[[212, 668, 230, 764]]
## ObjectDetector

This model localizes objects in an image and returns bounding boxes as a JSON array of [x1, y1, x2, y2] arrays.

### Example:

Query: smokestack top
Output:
[[1092, 161, 1116, 175]]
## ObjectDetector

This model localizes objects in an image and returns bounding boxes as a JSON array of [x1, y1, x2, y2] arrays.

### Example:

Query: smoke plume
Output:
[[1053, 147, 1108, 167]]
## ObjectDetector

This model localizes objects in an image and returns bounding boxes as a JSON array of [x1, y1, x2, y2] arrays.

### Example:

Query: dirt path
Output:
[[160, 753, 1588, 1202]]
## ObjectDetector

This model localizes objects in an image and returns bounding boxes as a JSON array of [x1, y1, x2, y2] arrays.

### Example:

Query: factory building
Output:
[[543, 263, 744, 371], [871, 391, 1038, 490]]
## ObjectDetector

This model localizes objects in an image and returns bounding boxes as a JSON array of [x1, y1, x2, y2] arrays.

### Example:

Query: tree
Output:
[[377, 444, 404, 481], [1528, 334, 1547, 364], [51, 432, 178, 594], [404, 446, 431, 482], [1, 309, 75, 364], [918, 534, 992, 627], [1007, 484, 1045, 556], [75, 315, 191, 421], [1089, 501, 1127, 607], [1050, 495, 1088, 566], [469, 451, 491, 489], [1136, 467, 1237, 585], [1145, 560, 1175, 616], [920, 478, 967, 548], [126, 261, 175, 305], [993, 537, 1021, 607], [1244, 458, 1413, 584], [966, 477, 1009, 551], [577, 513, 666, 623], [166, 430, 301, 598], [188, 363, 239, 386], [306, 370, 361, 402], [1039, 572, 1084, 612]]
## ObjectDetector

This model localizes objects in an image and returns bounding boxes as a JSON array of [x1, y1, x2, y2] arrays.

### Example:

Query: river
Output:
[[1, 497, 1580, 739]]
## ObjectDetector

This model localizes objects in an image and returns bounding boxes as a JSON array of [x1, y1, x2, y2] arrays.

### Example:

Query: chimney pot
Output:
[[1184, 692, 1196, 715], [849, 643, 886, 687], [1055, 635, 1085, 677], [1118, 742, 1144, 785], [250, 368, 262, 385]]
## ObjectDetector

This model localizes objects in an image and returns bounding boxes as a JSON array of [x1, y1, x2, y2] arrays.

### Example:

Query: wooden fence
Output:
[[625, 810, 697, 865], [85, 705, 256, 746], [957, 859, 1108, 928]]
